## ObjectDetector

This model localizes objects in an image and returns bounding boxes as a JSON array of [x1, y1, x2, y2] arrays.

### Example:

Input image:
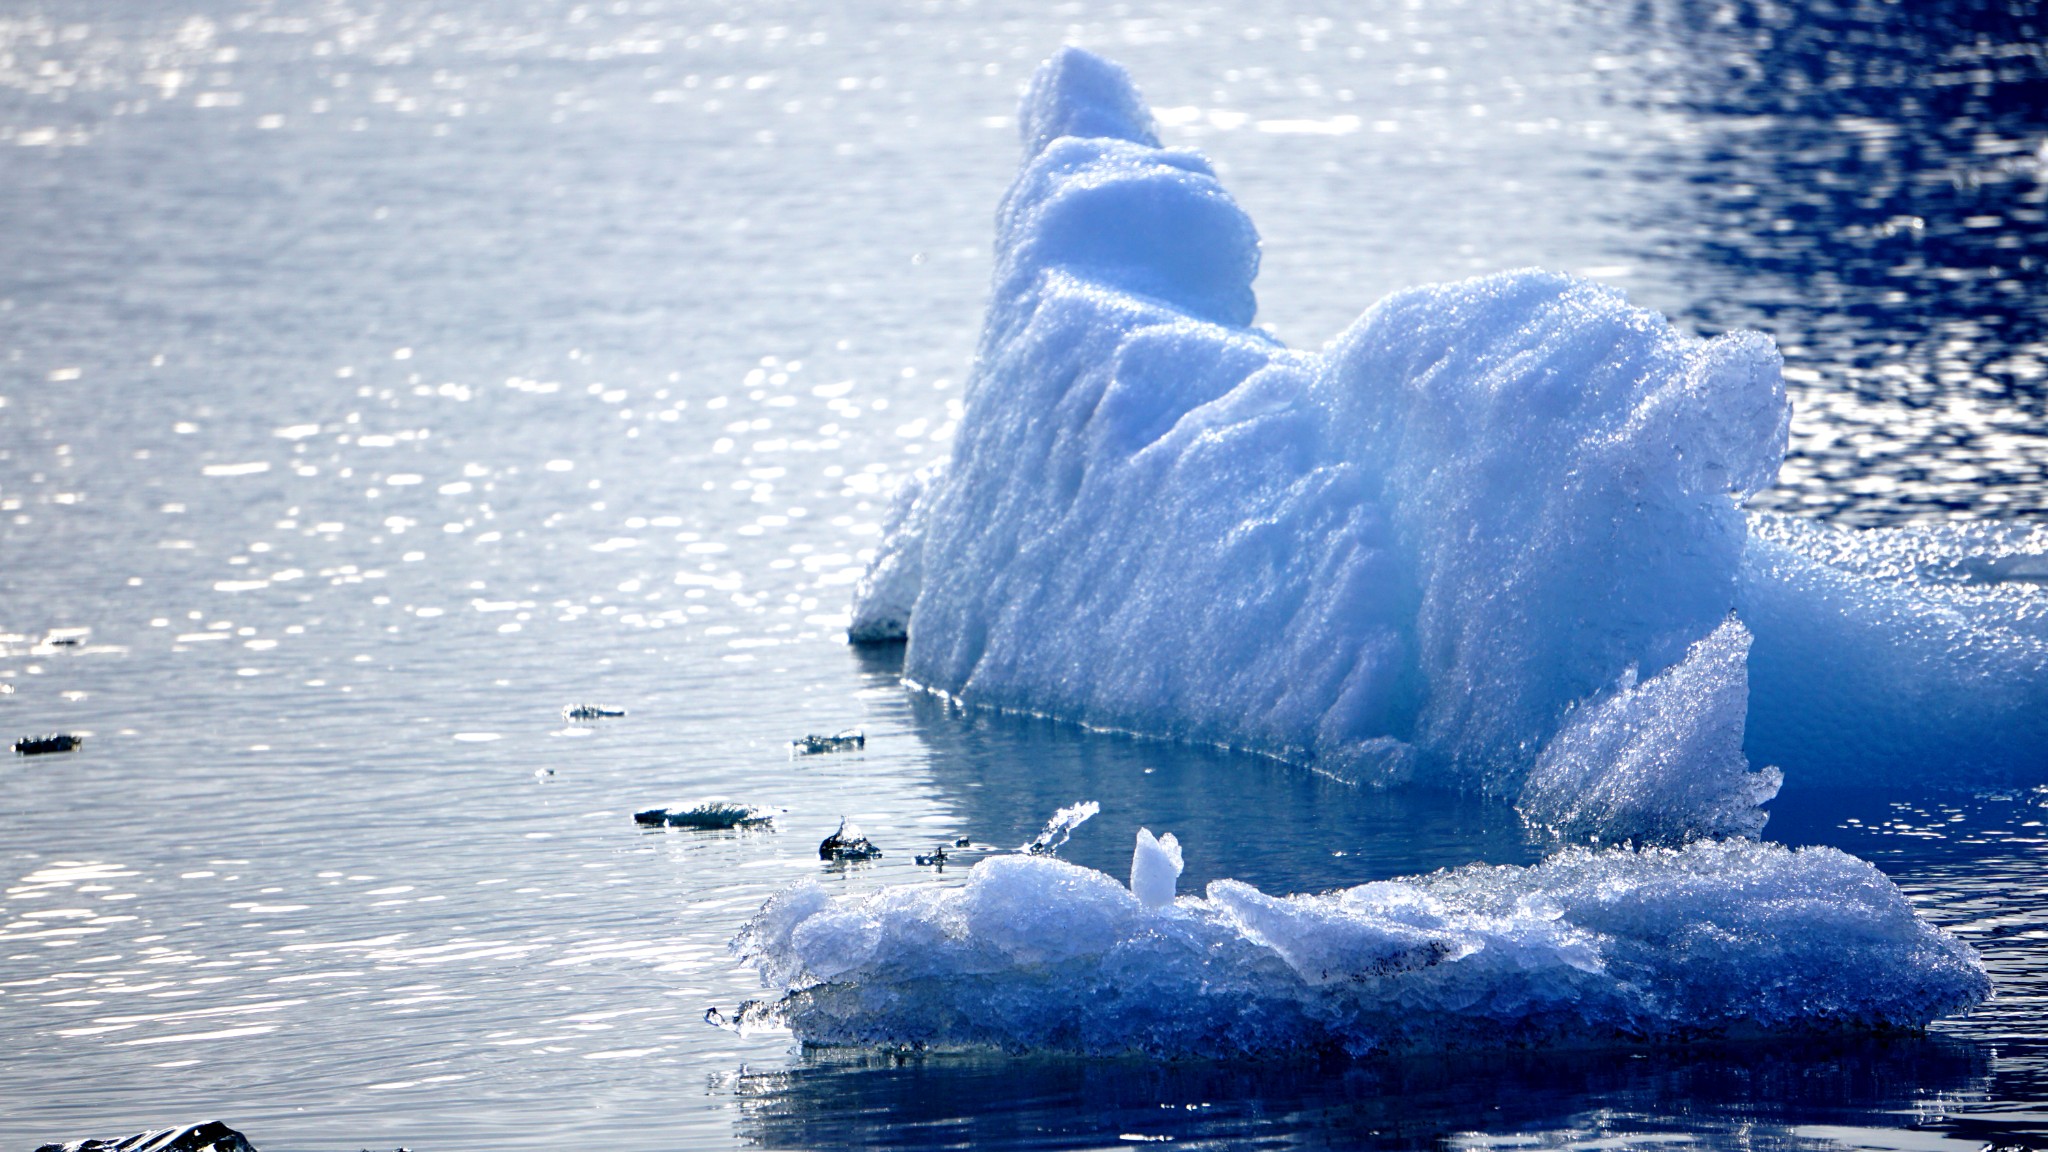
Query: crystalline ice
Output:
[[849, 47, 2048, 835], [1128, 827, 1182, 909], [1520, 619, 1782, 843], [733, 843, 1988, 1057]]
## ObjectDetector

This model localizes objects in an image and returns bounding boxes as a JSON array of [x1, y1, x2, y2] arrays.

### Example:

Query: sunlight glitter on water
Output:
[[3, 0, 2045, 1149]]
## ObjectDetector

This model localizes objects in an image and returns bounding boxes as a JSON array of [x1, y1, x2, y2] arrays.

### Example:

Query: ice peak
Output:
[[1129, 827, 1183, 909], [1019, 46, 1160, 158]]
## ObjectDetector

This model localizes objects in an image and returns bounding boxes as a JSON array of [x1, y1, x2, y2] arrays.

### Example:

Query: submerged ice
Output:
[[735, 835, 1988, 1057], [851, 48, 2048, 830]]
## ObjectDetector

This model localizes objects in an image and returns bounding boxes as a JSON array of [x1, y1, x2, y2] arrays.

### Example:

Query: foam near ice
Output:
[[853, 47, 2048, 829], [734, 839, 1989, 1057]]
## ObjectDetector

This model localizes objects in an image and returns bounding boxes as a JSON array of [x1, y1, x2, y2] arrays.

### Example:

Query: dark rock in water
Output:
[[635, 801, 777, 830], [15, 733, 82, 756], [562, 703, 627, 722], [35, 1120, 258, 1152], [792, 729, 864, 755], [819, 817, 881, 860], [954, 837, 971, 848]]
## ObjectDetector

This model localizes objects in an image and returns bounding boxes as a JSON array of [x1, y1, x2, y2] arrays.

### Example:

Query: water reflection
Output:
[[1617, 0, 2048, 523], [730, 1036, 1989, 1152], [852, 644, 1540, 895]]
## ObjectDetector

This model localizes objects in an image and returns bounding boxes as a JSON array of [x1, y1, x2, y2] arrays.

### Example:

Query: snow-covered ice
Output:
[[734, 835, 1988, 1057], [852, 47, 2048, 830]]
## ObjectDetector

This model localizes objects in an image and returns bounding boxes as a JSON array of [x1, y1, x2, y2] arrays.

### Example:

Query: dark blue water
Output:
[[1, 1, 2044, 1149]]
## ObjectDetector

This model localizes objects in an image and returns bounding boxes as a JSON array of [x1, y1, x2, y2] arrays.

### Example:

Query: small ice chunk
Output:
[[1128, 827, 1182, 909], [1022, 800, 1099, 855]]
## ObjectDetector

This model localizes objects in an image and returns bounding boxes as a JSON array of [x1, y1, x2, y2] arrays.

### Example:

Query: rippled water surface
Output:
[[2, 1, 2045, 1149]]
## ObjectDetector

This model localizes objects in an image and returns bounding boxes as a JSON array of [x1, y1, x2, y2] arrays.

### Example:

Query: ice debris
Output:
[[16, 733, 83, 756], [1021, 800, 1099, 855], [847, 46, 2048, 834], [635, 800, 778, 830], [820, 817, 882, 861], [734, 838, 1987, 1057], [793, 730, 866, 756], [1128, 827, 1182, 909], [34, 1121, 258, 1152]]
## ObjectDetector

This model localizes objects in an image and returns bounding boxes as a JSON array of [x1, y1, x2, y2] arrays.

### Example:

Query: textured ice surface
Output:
[[847, 461, 943, 644], [734, 843, 1987, 1057], [1741, 513, 2048, 787], [853, 47, 2048, 816], [1521, 620, 1781, 843]]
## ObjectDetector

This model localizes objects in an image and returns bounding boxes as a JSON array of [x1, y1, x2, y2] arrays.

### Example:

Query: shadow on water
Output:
[[852, 643, 1538, 894], [726, 1036, 1992, 1151], [1613, 0, 2048, 522]]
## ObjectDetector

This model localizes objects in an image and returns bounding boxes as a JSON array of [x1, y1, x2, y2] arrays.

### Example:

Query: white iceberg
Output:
[[733, 839, 1988, 1057], [852, 47, 2048, 834]]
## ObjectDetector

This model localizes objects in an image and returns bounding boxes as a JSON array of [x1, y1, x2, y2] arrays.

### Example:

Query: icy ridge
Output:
[[858, 46, 1790, 838], [853, 46, 2048, 808], [734, 843, 1989, 1057]]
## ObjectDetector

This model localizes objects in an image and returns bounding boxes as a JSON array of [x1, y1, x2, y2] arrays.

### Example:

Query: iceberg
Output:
[[733, 837, 1988, 1057], [852, 47, 2048, 829]]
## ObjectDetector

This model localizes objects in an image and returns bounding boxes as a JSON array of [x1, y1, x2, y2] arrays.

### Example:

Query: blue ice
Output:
[[851, 47, 2048, 841], [736, 832, 1988, 1056]]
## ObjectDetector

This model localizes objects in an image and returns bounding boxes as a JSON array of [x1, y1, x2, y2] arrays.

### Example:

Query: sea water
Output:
[[3, 1, 2046, 1149]]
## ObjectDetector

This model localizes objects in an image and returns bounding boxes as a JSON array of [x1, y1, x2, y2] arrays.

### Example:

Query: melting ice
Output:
[[735, 832, 1988, 1057], [850, 47, 2048, 842]]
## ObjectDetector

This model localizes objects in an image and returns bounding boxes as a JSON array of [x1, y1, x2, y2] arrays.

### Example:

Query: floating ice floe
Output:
[[849, 47, 2048, 838], [732, 831, 1988, 1057]]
